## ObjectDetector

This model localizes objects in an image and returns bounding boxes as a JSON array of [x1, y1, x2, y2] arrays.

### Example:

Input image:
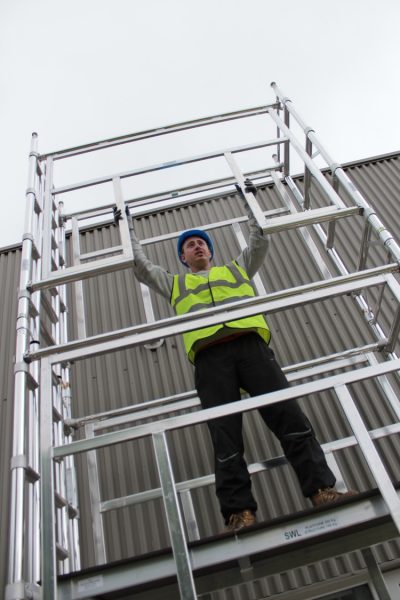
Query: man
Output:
[[120, 180, 356, 531]]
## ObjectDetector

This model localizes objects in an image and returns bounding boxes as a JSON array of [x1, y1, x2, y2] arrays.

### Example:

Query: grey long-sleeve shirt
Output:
[[130, 209, 269, 300]]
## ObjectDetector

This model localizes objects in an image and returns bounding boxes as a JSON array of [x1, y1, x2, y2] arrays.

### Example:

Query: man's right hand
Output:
[[243, 178, 257, 195]]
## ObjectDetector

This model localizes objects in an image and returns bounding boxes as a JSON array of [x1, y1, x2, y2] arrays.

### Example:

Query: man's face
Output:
[[181, 236, 212, 272]]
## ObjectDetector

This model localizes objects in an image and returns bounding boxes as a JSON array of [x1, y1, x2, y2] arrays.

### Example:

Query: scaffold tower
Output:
[[7, 82, 400, 600]]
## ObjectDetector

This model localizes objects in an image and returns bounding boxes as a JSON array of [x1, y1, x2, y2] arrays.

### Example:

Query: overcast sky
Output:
[[1, 0, 399, 248]]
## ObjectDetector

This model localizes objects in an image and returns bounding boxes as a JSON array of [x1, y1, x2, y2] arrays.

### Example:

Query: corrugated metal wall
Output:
[[0, 246, 22, 593], [2, 152, 400, 598]]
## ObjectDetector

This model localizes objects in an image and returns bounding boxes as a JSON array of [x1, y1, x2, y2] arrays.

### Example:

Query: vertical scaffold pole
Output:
[[153, 431, 197, 600], [40, 357, 58, 598], [7, 133, 39, 598]]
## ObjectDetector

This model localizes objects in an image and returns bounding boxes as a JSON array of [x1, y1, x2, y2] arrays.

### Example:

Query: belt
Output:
[[196, 330, 254, 355]]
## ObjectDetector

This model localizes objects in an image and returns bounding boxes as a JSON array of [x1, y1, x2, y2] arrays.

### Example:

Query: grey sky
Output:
[[1, 0, 399, 248]]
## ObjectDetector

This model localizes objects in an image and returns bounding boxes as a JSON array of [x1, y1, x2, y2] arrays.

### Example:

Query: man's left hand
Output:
[[235, 178, 257, 197]]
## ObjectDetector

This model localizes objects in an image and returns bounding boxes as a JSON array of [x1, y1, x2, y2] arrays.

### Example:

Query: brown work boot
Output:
[[226, 510, 257, 532], [311, 487, 358, 507]]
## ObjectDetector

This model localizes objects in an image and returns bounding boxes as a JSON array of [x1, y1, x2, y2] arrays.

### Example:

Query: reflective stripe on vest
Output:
[[171, 261, 271, 362]]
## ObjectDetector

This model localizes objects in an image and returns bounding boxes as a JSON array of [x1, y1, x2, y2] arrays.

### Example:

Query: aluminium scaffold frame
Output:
[[7, 82, 400, 600]]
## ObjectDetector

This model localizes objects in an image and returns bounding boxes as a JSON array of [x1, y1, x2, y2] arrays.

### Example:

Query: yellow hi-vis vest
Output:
[[170, 261, 271, 363]]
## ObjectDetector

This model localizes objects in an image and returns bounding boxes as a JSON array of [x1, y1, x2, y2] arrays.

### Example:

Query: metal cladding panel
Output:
[[0, 246, 21, 593], [2, 153, 400, 597]]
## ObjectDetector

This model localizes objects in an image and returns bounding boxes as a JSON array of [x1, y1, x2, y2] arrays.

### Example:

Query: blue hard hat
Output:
[[177, 229, 214, 265]]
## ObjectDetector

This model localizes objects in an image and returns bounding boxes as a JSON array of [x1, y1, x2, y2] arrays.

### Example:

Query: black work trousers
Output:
[[194, 333, 336, 523]]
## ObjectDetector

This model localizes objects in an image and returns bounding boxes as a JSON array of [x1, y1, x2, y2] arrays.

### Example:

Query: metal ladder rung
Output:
[[31, 239, 41, 260], [56, 544, 69, 561], [53, 405, 63, 423], [80, 245, 124, 261], [28, 298, 39, 319], [40, 322, 56, 346], [68, 504, 79, 519], [26, 371, 39, 391], [25, 465, 40, 483], [41, 291, 59, 324], [263, 205, 360, 235], [51, 256, 59, 271], [34, 195, 42, 214], [52, 370, 61, 386], [326, 220, 336, 248], [51, 234, 66, 267], [55, 491, 68, 508], [31, 255, 134, 291]]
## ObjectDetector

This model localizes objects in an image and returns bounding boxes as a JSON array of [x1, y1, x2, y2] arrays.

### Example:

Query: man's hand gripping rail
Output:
[[113, 204, 136, 258], [235, 178, 266, 236]]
